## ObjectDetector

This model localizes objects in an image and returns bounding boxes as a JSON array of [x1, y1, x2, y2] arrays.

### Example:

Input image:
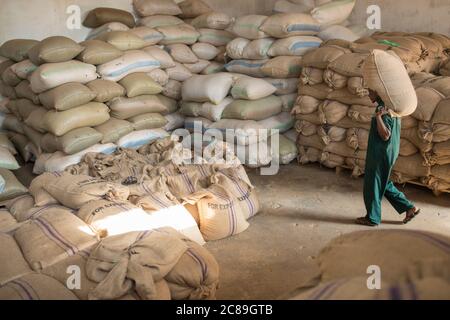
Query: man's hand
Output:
[[375, 107, 391, 141]]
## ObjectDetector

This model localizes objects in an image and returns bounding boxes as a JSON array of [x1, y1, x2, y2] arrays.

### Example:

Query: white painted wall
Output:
[[0, 0, 449, 45]]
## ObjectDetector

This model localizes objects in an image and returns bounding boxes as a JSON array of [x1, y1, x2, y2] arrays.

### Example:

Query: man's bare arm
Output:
[[376, 108, 391, 141]]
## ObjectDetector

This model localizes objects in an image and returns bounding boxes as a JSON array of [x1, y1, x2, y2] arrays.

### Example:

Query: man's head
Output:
[[368, 89, 378, 103]]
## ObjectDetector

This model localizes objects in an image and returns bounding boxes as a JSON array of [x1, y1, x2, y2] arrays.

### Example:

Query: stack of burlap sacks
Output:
[[288, 230, 450, 299], [293, 32, 450, 194], [0, 136, 261, 300], [273, 0, 370, 42]]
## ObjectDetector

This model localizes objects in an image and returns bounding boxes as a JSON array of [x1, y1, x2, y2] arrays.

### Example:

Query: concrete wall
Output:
[[0, 0, 449, 45]]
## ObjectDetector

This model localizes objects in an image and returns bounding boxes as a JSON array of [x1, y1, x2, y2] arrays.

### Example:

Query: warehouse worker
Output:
[[355, 89, 420, 226]]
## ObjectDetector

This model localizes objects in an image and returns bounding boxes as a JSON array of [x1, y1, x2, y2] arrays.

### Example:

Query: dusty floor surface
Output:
[[205, 163, 450, 300], [15, 162, 450, 300]]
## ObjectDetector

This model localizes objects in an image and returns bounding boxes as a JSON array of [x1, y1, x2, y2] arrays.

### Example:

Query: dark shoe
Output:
[[355, 217, 378, 227], [403, 208, 421, 224]]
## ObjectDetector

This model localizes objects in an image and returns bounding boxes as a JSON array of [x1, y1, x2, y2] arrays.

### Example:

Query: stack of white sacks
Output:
[[293, 33, 450, 194], [273, 0, 369, 42]]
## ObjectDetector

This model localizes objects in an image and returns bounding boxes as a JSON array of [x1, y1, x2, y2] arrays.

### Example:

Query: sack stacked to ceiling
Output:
[[292, 32, 450, 194]]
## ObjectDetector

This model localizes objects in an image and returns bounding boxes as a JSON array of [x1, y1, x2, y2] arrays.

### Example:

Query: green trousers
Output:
[[363, 112, 414, 225]]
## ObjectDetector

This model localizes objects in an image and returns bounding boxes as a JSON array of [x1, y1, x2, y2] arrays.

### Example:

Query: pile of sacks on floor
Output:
[[288, 230, 450, 299], [180, 72, 298, 167], [292, 32, 450, 194], [0, 136, 262, 299]]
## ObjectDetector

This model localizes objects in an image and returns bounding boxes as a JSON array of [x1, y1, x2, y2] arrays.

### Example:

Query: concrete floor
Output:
[[205, 163, 450, 300]]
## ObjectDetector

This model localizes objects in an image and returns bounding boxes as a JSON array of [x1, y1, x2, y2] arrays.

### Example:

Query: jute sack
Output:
[[9, 133, 32, 162], [324, 141, 366, 160], [1, 115, 24, 134], [430, 164, 450, 182], [346, 128, 369, 150], [280, 93, 297, 112], [347, 105, 375, 123], [197, 28, 234, 47], [300, 67, 324, 85], [181, 73, 234, 104], [298, 83, 333, 100], [277, 134, 299, 164], [0, 82, 17, 100], [166, 62, 193, 81], [30, 61, 98, 94], [258, 111, 294, 133], [83, 7, 135, 28], [311, 0, 355, 26], [191, 12, 232, 30], [97, 50, 160, 82], [24, 107, 48, 133], [129, 26, 164, 45], [243, 38, 275, 60], [183, 59, 209, 74], [142, 46, 176, 69], [94, 118, 133, 144], [28, 172, 59, 206], [0, 147, 20, 170], [227, 38, 250, 59], [440, 59, 450, 76], [197, 97, 233, 122], [298, 146, 321, 164], [185, 184, 249, 241], [261, 56, 303, 78], [327, 88, 374, 107], [133, 0, 182, 16], [77, 40, 123, 65], [41, 128, 103, 155], [87, 79, 125, 103], [14, 99, 40, 120], [344, 157, 366, 177], [15, 80, 40, 104], [318, 126, 347, 145], [231, 15, 269, 40], [201, 61, 225, 74], [265, 78, 298, 95], [225, 59, 267, 78], [231, 77, 277, 100], [0, 39, 39, 62], [96, 31, 148, 51], [0, 134, 16, 155], [166, 44, 198, 64], [165, 236, 220, 300], [22, 125, 44, 152], [157, 24, 200, 45], [412, 87, 445, 122], [164, 111, 184, 131], [0, 169, 27, 201], [117, 129, 169, 149], [162, 79, 182, 99], [179, 0, 212, 19], [3, 194, 35, 223], [273, 0, 313, 13], [28, 36, 84, 65], [39, 83, 97, 111], [138, 15, 183, 28], [432, 98, 450, 125], [295, 111, 322, 125], [191, 43, 219, 61], [0, 233, 32, 285], [400, 138, 419, 157], [327, 53, 368, 77], [260, 13, 320, 38], [301, 45, 351, 69], [43, 102, 110, 136], [320, 151, 345, 168], [14, 208, 99, 271], [393, 154, 431, 181], [2, 65, 21, 86], [318, 100, 349, 124], [362, 50, 418, 117], [401, 127, 433, 153], [318, 25, 359, 42], [268, 36, 322, 57], [119, 73, 163, 98], [109, 95, 168, 119], [323, 69, 348, 89], [157, 94, 178, 114], [298, 133, 324, 150], [129, 113, 168, 130], [164, 170, 209, 201], [295, 120, 317, 136], [208, 119, 271, 145], [10, 59, 37, 79], [317, 230, 450, 284], [86, 22, 130, 40], [222, 95, 282, 121], [347, 77, 369, 97], [180, 101, 202, 117], [43, 173, 130, 209], [148, 69, 170, 86]]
